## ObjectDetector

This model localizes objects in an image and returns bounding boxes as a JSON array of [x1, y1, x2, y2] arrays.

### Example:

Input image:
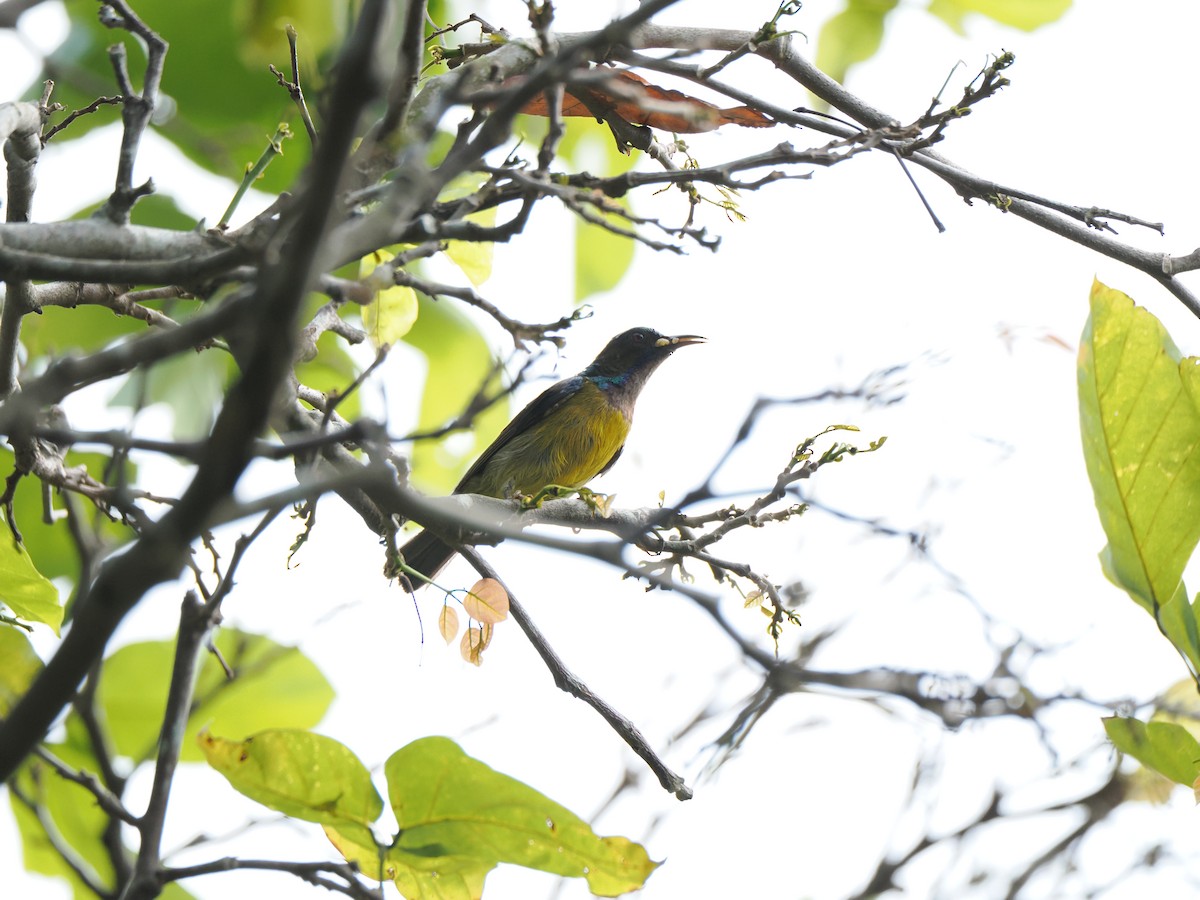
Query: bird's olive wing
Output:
[[453, 375, 585, 492]]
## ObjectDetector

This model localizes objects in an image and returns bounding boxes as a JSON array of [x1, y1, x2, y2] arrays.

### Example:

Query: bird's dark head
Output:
[[585, 327, 706, 379]]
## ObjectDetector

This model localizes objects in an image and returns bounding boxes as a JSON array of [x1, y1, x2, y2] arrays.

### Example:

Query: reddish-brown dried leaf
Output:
[[517, 69, 773, 134]]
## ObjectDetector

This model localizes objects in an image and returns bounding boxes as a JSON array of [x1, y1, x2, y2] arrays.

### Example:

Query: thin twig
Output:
[[41, 94, 123, 144], [269, 24, 318, 146], [97, 0, 168, 223], [459, 546, 693, 800]]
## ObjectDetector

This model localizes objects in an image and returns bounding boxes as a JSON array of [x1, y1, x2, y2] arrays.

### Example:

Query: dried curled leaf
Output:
[[516, 69, 774, 134], [460, 623, 494, 666]]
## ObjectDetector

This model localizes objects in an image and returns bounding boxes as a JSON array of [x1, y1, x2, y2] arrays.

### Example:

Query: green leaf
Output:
[[1078, 281, 1200, 619], [926, 0, 1071, 35], [21, 305, 145, 359], [404, 299, 509, 494], [199, 728, 383, 850], [384, 737, 658, 898], [97, 629, 334, 764], [1104, 716, 1200, 786], [815, 0, 900, 91], [575, 202, 636, 303], [0, 627, 43, 716], [0, 524, 62, 634]]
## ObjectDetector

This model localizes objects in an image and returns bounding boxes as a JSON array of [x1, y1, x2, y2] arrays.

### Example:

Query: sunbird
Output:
[[399, 327, 705, 591]]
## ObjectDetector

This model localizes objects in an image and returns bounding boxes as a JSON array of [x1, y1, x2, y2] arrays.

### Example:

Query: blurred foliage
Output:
[[519, 116, 639, 304], [0, 449, 136, 589], [0, 628, 43, 717], [11, 716, 125, 897], [96, 628, 334, 764], [404, 295, 511, 494], [39, 0, 346, 191], [10, 627, 328, 897], [816, 0, 1071, 94]]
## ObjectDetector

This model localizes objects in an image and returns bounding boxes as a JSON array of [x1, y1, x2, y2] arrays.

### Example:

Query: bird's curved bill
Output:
[[657, 334, 707, 348]]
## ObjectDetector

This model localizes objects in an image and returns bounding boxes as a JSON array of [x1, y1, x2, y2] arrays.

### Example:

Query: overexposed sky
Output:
[[4, 1, 1200, 898]]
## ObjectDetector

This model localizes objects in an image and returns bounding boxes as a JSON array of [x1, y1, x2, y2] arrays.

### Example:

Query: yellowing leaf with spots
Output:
[[1079, 280, 1200, 675], [197, 729, 382, 849], [462, 578, 509, 625], [360, 249, 418, 347], [383, 737, 658, 898]]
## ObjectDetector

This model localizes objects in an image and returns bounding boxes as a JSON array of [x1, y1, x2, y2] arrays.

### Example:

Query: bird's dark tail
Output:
[[397, 528, 456, 592]]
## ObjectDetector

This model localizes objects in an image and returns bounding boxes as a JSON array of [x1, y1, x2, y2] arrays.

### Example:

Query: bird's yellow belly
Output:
[[468, 392, 631, 497]]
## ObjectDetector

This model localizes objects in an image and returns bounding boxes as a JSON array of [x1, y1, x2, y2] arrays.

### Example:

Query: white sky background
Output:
[[4, 0, 1200, 898]]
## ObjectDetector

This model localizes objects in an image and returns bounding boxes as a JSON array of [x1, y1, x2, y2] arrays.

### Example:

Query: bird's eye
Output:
[[632, 332, 644, 343]]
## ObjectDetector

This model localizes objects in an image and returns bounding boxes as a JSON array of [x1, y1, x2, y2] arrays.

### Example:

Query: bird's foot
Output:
[[519, 484, 614, 515]]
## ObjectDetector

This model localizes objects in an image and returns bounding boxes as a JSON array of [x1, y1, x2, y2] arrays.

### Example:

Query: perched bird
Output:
[[399, 327, 705, 591]]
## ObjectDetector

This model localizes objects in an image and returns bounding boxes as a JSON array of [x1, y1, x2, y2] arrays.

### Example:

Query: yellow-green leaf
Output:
[[446, 209, 497, 288], [361, 249, 419, 347], [199, 728, 383, 849], [0, 627, 43, 717], [384, 737, 658, 898], [1104, 716, 1200, 787], [1078, 281, 1200, 619], [0, 526, 61, 635], [325, 822, 391, 884]]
